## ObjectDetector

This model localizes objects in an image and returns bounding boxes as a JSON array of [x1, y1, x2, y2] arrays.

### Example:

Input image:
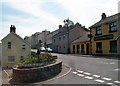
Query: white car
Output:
[[46, 48, 53, 52], [40, 47, 46, 51]]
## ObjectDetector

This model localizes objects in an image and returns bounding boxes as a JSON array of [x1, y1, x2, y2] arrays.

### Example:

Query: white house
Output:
[[1, 25, 31, 68]]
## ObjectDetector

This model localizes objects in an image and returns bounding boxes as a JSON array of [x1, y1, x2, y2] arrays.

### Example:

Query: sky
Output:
[[0, 0, 119, 40]]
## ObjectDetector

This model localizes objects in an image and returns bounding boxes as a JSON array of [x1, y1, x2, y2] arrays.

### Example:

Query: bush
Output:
[[14, 53, 56, 68]]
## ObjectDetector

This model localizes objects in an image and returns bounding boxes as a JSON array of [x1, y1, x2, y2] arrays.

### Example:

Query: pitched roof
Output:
[[72, 32, 90, 44], [2, 32, 31, 47], [90, 13, 120, 28]]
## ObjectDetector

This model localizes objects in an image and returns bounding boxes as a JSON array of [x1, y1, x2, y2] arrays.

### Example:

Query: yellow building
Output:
[[90, 13, 120, 57], [1, 25, 31, 67], [70, 33, 90, 54]]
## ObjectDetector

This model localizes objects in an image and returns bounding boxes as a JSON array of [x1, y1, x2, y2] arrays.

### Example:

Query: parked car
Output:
[[46, 48, 53, 52], [40, 47, 46, 52]]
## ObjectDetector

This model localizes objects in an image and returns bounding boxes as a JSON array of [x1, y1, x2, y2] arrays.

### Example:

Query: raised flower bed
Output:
[[11, 53, 62, 83]]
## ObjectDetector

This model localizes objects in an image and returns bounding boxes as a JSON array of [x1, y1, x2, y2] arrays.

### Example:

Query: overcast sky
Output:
[[0, 0, 119, 40]]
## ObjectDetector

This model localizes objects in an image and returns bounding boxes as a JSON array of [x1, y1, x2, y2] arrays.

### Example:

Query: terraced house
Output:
[[1, 25, 31, 67], [90, 13, 120, 57]]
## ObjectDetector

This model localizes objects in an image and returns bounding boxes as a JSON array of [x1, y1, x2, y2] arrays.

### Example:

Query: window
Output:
[[22, 43, 25, 49], [20, 56, 24, 60], [110, 40, 117, 53], [96, 26, 102, 35], [59, 37, 61, 41], [109, 22, 117, 32], [63, 35, 65, 40], [96, 42, 102, 53], [53, 39, 55, 43], [8, 42, 11, 49], [8, 56, 15, 63]]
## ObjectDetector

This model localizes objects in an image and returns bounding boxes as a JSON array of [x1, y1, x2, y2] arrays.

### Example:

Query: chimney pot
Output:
[[101, 13, 106, 20], [59, 25, 62, 29], [10, 25, 16, 33]]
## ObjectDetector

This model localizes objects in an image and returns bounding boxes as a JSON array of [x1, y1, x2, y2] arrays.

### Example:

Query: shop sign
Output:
[[94, 34, 113, 41]]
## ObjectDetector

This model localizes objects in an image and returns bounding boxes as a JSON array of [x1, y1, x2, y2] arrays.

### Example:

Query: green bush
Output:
[[14, 53, 56, 68]]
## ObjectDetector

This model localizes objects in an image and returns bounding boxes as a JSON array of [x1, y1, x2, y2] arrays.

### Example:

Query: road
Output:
[[1, 52, 120, 85], [41, 53, 120, 85]]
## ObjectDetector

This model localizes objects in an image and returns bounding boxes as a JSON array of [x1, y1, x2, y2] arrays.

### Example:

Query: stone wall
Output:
[[12, 60, 62, 83]]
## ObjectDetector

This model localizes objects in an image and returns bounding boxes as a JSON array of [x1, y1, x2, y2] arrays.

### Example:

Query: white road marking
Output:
[[73, 72, 77, 74], [94, 79, 104, 83], [114, 80, 120, 84], [77, 70, 83, 73], [93, 75, 101, 78], [106, 83, 113, 85], [114, 68, 120, 71], [85, 76, 93, 80], [110, 62, 115, 64], [102, 77, 111, 81], [83, 72, 91, 75], [77, 73, 84, 77]]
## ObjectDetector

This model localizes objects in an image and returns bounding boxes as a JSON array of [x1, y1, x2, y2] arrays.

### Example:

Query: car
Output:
[[46, 47, 53, 52], [40, 47, 46, 52]]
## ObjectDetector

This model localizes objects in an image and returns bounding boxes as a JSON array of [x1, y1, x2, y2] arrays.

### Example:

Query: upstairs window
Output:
[[59, 37, 61, 41], [96, 42, 102, 53], [8, 42, 11, 49], [109, 22, 117, 32], [110, 40, 117, 53], [96, 26, 102, 35], [22, 43, 25, 49]]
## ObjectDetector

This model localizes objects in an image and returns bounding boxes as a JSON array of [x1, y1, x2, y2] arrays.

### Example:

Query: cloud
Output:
[[0, 0, 119, 40]]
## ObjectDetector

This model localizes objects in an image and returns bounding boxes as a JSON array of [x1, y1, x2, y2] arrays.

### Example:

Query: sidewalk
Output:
[[69, 54, 120, 60]]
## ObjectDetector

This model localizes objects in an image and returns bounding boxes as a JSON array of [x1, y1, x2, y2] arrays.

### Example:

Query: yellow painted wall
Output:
[[91, 20, 120, 56], [70, 41, 90, 54]]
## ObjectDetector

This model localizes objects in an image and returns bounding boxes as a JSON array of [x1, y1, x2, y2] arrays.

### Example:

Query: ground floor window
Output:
[[96, 42, 102, 53], [8, 56, 15, 63], [20, 56, 24, 60], [110, 40, 117, 53]]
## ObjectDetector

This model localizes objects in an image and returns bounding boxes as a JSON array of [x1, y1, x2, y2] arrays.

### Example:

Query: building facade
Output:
[[1, 25, 31, 67], [90, 13, 120, 57], [46, 29, 59, 49], [31, 30, 50, 49], [24, 36, 31, 45], [52, 23, 89, 54], [70, 32, 90, 54]]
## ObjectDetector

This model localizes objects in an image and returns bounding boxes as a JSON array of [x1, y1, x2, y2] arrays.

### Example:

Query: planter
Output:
[[12, 60, 62, 83]]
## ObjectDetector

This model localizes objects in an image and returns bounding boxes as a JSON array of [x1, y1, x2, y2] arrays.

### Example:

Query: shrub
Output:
[[14, 53, 56, 68]]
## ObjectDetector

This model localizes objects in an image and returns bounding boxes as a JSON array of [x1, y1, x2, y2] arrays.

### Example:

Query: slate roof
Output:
[[2, 32, 31, 47], [72, 32, 90, 44], [90, 13, 120, 28]]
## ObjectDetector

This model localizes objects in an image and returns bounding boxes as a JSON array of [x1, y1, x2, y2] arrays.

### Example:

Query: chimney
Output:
[[59, 25, 62, 29], [101, 13, 106, 20], [10, 25, 16, 33]]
